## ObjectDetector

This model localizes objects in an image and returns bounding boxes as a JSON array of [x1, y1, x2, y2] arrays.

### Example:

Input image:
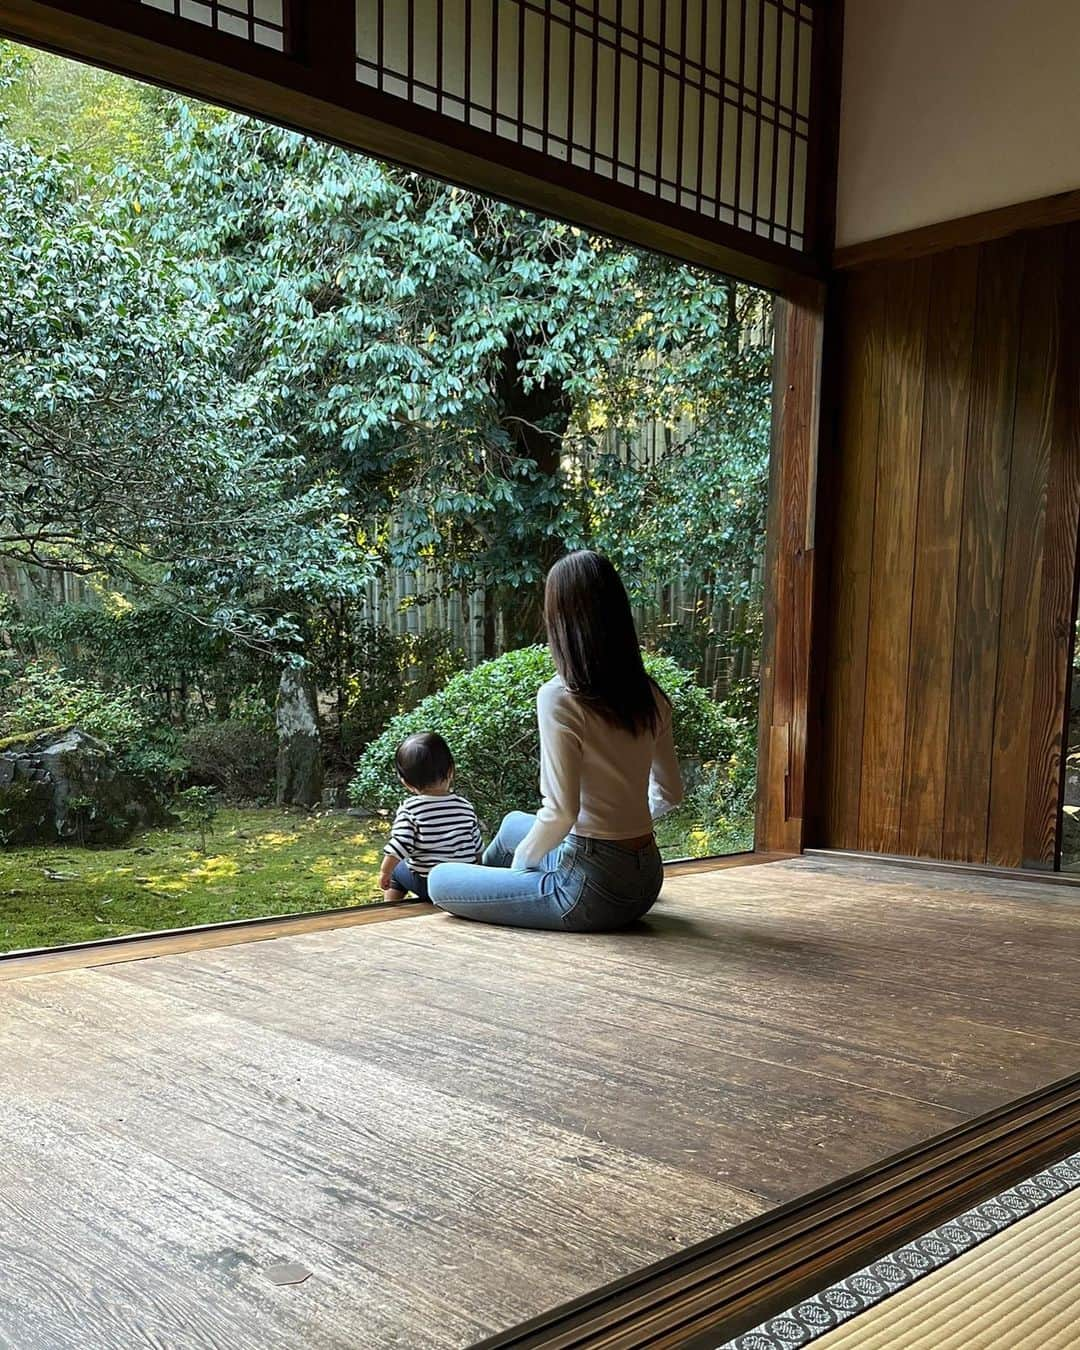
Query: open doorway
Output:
[[0, 40, 774, 952]]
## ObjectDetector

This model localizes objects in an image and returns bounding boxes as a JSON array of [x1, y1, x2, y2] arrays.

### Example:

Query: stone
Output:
[[275, 667, 323, 809], [263, 1262, 312, 1286], [0, 726, 168, 847], [1064, 752, 1080, 808]]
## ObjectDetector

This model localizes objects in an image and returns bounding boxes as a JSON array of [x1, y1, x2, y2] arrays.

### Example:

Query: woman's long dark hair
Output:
[[544, 550, 665, 736]]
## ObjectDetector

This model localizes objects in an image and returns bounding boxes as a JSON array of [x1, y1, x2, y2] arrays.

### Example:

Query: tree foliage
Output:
[[130, 99, 771, 633], [0, 43, 170, 180], [0, 39, 771, 704], [0, 49, 369, 651]]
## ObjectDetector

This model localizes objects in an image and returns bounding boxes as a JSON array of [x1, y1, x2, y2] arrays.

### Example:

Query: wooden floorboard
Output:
[[0, 855, 785, 981], [0, 897, 437, 981], [0, 855, 1077, 1348]]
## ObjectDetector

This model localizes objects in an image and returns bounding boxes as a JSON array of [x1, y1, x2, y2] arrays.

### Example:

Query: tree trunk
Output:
[[275, 666, 323, 808], [483, 587, 498, 659], [495, 338, 572, 646], [460, 583, 472, 662], [212, 676, 231, 721], [332, 597, 349, 750]]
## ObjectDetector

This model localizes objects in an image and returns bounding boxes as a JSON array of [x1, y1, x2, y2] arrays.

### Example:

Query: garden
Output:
[[0, 43, 772, 952]]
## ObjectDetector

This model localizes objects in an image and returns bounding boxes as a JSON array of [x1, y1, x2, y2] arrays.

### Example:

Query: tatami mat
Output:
[[811, 1184, 1080, 1349], [722, 1150, 1080, 1350]]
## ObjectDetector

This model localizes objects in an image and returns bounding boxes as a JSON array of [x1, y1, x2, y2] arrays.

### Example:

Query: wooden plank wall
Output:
[[819, 223, 1080, 868]]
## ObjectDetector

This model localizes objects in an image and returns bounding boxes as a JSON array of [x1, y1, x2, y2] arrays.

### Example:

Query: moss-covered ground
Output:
[[0, 803, 754, 953], [0, 806, 387, 953]]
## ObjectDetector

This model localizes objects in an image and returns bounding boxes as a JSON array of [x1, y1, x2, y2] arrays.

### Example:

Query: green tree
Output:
[[0, 97, 369, 652], [0, 42, 171, 179], [133, 103, 771, 649], [1, 40, 771, 747]]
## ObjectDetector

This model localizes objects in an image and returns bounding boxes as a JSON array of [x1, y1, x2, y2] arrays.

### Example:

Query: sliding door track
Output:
[[474, 1073, 1080, 1350]]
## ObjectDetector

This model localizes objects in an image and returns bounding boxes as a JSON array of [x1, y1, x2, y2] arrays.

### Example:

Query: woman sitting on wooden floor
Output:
[[427, 549, 683, 931]]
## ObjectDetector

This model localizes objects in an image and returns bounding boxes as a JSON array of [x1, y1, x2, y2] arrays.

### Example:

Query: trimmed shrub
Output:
[[180, 719, 277, 802], [349, 645, 738, 831]]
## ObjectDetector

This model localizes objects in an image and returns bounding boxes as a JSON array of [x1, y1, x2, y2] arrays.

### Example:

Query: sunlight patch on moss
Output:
[[188, 855, 240, 883], [323, 867, 379, 896]]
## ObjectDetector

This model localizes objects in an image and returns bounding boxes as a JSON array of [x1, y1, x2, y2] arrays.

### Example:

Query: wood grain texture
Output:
[[0, 858, 1078, 1348], [662, 851, 795, 876], [987, 235, 1063, 864], [821, 219, 1080, 868], [0, 862, 789, 981], [943, 235, 1027, 861], [1024, 224, 1080, 867], [898, 247, 978, 858], [858, 258, 931, 852], [820, 271, 884, 848], [0, 898, 436, 982], [478, 1076, 1080, 1349], [833, 187, 1080, 272], [757, 290, 825, 853], [756, 306, 791, 853]]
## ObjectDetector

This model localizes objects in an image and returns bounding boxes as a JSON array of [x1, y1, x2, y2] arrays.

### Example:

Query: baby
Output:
[[378, 731, 483, 902]]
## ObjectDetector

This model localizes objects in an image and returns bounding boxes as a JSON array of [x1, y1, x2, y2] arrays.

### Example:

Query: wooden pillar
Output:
[[755, 284, 825, 854]]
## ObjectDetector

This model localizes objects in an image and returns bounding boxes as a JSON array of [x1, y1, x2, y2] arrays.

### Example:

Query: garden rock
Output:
[[0, 726, 166, 846], [276, 667, 323, 809]]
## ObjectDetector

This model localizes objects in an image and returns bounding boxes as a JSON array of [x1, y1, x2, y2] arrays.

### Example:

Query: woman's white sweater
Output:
[[512, 675, 685, 870]]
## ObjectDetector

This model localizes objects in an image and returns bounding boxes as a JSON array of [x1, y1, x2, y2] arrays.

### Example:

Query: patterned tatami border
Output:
[[719, 1149, 1080, 1350]]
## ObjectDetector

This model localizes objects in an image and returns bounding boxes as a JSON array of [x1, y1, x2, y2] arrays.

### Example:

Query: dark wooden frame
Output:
[[0, 0, 831, 291], [834, 187, 1080, 271], [753, 0, 842, 853], [0, 0, 843, 868]]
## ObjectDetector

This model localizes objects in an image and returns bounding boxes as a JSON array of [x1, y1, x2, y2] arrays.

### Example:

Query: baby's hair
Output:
[[395, 732, 454, 791]]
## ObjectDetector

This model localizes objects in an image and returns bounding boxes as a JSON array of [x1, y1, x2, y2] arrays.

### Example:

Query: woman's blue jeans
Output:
[[427, 810, 664, 931]]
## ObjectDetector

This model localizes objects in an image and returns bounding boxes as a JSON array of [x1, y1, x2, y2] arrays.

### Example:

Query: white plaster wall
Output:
[[837, 0, 1080, 247]]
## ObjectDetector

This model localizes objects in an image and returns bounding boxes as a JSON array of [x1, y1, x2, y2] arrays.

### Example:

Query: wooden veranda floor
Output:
[[0, 854, 1078, 1348]]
